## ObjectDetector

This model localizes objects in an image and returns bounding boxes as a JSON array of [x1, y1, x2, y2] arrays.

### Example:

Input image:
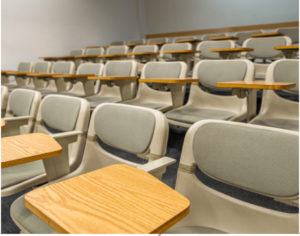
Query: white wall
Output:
[[1, 0, 140, 69], [143, 0, 299, 35]]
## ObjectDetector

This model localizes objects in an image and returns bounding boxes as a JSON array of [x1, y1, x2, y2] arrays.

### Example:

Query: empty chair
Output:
[[26, 61, 52, 90], [2, 89, 41, 137], [201, 33, 228, 40], [233, 30, 263, 46], [85, 60, 138, 109], [106, 45, 128, 55], [76, 48, 104, 65], [110, 40, 125, 45], [277, 27, 299, 45], [166, 59, 254, 127], [1, 86, 9, 117], [160, 43, 192, 61], [166, 120, 298, 233], [242, 36, 292, 79], [60, 63, 104, 97], [250, 59, 298, 131], [10, 103, 175, 233], [123, 61, 187, 112], [34, 61, 75, 95], [195, 40, 235, 62], [148, 37, 168, 45], [70, 49, 84, 56], [2, 94, 90, 196], [132, 44, 159, 55], [131, 45, 159, 72]]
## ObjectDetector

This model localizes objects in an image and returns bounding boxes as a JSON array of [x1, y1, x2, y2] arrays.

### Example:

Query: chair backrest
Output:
[[65, 103, 169, 176], [70, 49, 84, 56], [132, 45, 158, 53], [103, 60, 137, 77], [106, 45, 128, 55], [161, 43, 192, 51], [277, 27, 299, 44], [128, 39, 145, 45], [34, 94, 90, 170], [33, 61, 52, 73], [196, 40, 235, 59], [17, 62, 33, 72], [175, 120, 298, 233], [201, 33, 227, 40], [51, 61, 75, 74], [111, 41, 125, 45], [234, 30, 263, 46], [1, 86, 9, 117], [142, 61, 187, 79], [77, 63, 104, 76], [243, 36, 292, 59], [148, 37, 168, 44], [85, 48, 104, 55]]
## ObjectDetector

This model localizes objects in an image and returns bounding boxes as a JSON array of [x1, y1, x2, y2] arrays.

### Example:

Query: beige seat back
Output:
[[32, 61, 52, 89], [148, 37, 169, 44], [15, 62, 33, 87], [106, 45, 128, 55], [233, 30, 263, 46], [160, 43, 192, 60], [173, 120, 298, 233], [201, 33, 228, 40], [1, 85, 9, 117], [196, 40, 235, 59], [70, 49, 84, 56], [277, 27, 299, 45]]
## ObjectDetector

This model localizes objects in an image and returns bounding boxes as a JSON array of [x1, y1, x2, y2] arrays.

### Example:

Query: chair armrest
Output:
[[51, 130, 83, 144], [4, 116, 31, 122], [137, 156, 176, 174]]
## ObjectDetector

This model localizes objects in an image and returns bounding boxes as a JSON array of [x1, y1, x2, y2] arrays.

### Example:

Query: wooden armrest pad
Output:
[[39, 56, 75, 60], [52, 74, 94, 78], [139, 78, 199, 84], [103, 54, 127, 58], [274, 45, 299, 50], [251, 32, 282, 38], [163, 50, 200, 54], [128, 52, 159, 56], [210, 48, 253, 52], [175, 39, 201, 43], [75, 55, 102, 58], [209, 36, 238, 40], [88, 76, 138, 80], [3, 71, 28, 76], [27, 73, 65, 77], [216, 80, 296, 90]]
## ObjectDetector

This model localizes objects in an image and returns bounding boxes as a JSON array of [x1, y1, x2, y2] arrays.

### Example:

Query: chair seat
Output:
[[86, 96, 120, 108], [2, 160, 45, 188], [123, 100, 170, 110], [166, 226, 226, 234], [166, 107, 235, 124], [252, 118, 299, 131], [10, 195, 56, 234]]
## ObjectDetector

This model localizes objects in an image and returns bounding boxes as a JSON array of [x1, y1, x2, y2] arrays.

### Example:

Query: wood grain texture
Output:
[[74, 55, 102, 59], [52, 74, 94, 78], [103, 54, 128, 58], [210, 48, 253, 52], [209, 36, 238, 40], [1, 119, 5, 130], [128, 52, 159, 56], [1, 133, 62, 168], [251, 32, 282, 38], [163, 50, 200, 54], [26, 73, 65, 77], [88, 76, 137, 80], [139, 78, 199, 84], [274, 45, 299, 50], [39, 56, 75, 60], [2, 71, 28, 76], [25, 164, 190, 234], [146, 21, 299, 39], [216, 80, 296, 90], [175, 38, 201, 43]]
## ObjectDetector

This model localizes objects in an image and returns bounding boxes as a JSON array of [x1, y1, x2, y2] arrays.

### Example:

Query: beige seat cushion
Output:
[[252, 118, 299, 131]]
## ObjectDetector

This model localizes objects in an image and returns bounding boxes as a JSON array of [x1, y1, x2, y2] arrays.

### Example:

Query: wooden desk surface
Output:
[[274, 45, 299, 50], [88, 76, 138, 81], [251, 32, 282, 38], [209, 36, 239, 40], [26, 73, 65, 77], [216, 80, 296, 90], [25, 164, 190, 234], [103, 54, 127, 58], [139, 78, 199, 84], [2, 133, 62, 168], [1, 119, 5, 130], [210, 47, 253, 52], [128, 52, 159, 56], [39, 56, 76, 60], [126, 43, 143, 47], [52, 74, 94, 78], [163, 50, 200, 54], [175, 38, 201, 43], [74, 55, 102, 59], [2, 71, 28, 76]]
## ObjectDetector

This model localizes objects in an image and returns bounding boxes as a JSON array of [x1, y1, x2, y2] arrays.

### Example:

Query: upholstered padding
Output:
[[193, 122, 299, 197], [133, 45, 157, 53], [197, 60, 247, 89], [41, 95, 81, 132], [198, 41, 233, 59], [278, 27, 299, 44], [34, 62, 50, 73], [273, 60, 299, 92], [17, 62, 32, 72], [9, 90, 35, 116], [52, 62, 73, 74], [123, 100, 169, 110], [11, 195, 56, 234], [86, 96, 120, 108], [166, 226, 226, 234], [77, 63, 102, 75], [202, 33, 226, 40], [252, 119, 299, 131], [144, 62, 183, 78], [85, 48, 103, 55], [163, 43, 190, 51], [2, 161, 44, 188], [105, 61, 133, 76], [166, 108, 235, 124], [70, 49, 83, 56], [148, 37, 167, 43], [235, 31, 261, 45], [245, 37, 287, 59], [107, 46, 126, 55], [94, 104, 156, 154]]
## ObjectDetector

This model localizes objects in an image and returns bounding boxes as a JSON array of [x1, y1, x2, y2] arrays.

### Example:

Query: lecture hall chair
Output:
[[201, 33, 228, 40], [233, 30, 263, 47], [166, 120, 298, 234], [25, 61, 52, 90], [166, 59, 254, 128], [276, 27, 299, 45], [1, 86, 9, 117], [2, 89, 41, 137], [2, 94, 90, 196], [10, 103, 175, 233], [250, 59, 299, 131]]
